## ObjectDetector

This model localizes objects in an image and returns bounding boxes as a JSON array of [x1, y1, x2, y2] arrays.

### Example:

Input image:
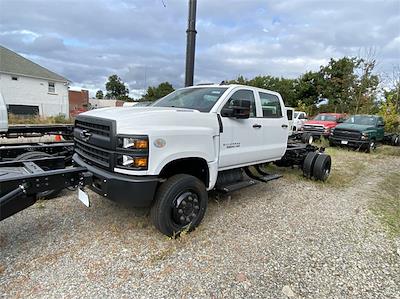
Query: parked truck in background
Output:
[[301, 113, 346, 144], [293, 111, 307, 132], [329, 114, 389, 152]]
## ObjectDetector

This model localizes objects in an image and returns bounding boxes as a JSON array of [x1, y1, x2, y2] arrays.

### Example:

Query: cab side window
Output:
[[259, 92, 282, 118], [222, 90, 256, 117]]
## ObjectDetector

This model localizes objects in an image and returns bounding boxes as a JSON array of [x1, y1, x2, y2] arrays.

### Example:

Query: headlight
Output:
[[361, 132, 369, 140], [118, 136, 148, 149], [116, 135, 149, 170], [117, 155, 148, 169]]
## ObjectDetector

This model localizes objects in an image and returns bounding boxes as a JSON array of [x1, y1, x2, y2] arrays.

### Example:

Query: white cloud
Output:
[[0, 0, 398, 94]]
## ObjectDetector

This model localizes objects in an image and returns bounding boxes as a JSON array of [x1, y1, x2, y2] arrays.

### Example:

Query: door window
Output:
[[222, 90, 256, 117], [259, 92, 282, 118]]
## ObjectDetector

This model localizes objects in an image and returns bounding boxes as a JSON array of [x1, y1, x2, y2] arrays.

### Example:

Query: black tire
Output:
[[365, 139, 376, 153], [302, 133, 313, 144], [313, 154, 331, 181], [15, 151, 62, 199], [391, 135, 399, 146], [302, 152, 319, 178], [150, 174, 208, 237]]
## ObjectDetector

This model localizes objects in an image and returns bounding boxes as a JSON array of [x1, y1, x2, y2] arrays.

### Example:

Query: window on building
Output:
[[48, 82, 55, 93], [11, 76, 18, 81], [259, 92, 283, 118]]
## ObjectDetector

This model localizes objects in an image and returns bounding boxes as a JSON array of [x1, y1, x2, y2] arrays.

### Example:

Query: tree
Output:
[[296, 71, 324, 115], [143, 82, 174, 101], [318, 57, 358, 113], [228, 75, 299, 107], [384, 65, 400, 113], [95, 90, 104, 99], [379, 94, 399, 133], [105, 75, 129, 100]]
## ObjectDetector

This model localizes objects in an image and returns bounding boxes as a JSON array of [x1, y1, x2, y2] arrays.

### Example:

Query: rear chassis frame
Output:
[[0, 157, 92, 221], [1, 124, 74, 138], [0, 141, 74, 163]]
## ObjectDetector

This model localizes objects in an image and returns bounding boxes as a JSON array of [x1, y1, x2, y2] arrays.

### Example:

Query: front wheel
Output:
[[150, 174, 208, 237], [365, 139, 376, 153]]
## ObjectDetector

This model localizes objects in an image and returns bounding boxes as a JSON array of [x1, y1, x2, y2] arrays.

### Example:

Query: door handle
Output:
[[281, 124, 288, 128], [253, 124, 262, 128]]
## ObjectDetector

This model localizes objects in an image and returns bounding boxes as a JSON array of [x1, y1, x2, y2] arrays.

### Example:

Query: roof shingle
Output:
[[0, 45, 69, 82]]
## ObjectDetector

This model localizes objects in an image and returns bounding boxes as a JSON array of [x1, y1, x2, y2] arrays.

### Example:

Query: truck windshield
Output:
[[344, 115, 376, 126], [153, 87, 228, 112], [313, 114, 336, 121]]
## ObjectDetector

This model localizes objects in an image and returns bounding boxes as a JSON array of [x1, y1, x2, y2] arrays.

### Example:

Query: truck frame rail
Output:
[[0, 157, 91, 221]]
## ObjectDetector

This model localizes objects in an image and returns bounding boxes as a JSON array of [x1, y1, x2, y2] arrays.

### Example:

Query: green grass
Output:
[[374, 145, 400, 157], [370, 172, 400, 236]]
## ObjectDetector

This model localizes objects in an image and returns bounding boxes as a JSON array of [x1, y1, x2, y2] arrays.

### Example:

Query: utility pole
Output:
[[184, 0, 197, 87]]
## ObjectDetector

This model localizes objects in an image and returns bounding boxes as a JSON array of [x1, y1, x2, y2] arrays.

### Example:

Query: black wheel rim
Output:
[[322, 165, 331, 180], [172, 190, 201, 226], [370, 141, 375, 150]]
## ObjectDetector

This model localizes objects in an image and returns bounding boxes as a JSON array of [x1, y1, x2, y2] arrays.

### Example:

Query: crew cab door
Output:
[[256, 91, 288, 160], [218, 88, 265, 169]]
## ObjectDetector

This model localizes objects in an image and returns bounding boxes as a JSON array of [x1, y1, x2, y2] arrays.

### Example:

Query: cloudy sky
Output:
[[0, 0, 399, 98]]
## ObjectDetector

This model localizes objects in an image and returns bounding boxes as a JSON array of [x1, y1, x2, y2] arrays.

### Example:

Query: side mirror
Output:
[[221, 99, 251, 119]]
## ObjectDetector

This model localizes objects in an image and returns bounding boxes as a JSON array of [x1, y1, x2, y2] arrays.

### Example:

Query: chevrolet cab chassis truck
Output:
[[0, 85, 332, 237]]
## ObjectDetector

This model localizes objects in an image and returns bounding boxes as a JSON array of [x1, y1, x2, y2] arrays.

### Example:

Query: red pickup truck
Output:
[[301, 113, 346, 143]]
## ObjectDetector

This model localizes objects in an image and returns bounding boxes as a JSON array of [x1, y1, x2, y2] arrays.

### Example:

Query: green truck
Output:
[[329, 115, 385, 152]]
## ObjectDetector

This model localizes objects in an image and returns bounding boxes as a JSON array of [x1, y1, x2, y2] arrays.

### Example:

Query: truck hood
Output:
[[335, 123, 375, 132], [304, 120, 337, 128], [80, 107, 220, 135]]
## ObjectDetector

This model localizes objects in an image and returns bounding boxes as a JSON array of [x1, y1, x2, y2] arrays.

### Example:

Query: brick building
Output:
[[69, 89, 89, 117]]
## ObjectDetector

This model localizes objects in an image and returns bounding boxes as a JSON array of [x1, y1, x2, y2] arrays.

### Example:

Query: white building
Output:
[[0, 45, 70, 117]]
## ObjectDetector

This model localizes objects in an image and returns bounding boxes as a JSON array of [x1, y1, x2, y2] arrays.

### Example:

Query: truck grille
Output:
[[75, 119, 111, 137], [303, 125, 325, 133], [74, 116, 116, 169], [75, 139, 111, 168], [332, 129, 361, 140]]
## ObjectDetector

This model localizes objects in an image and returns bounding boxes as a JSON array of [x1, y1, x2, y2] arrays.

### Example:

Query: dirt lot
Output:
[[1, 146, 400, 298]]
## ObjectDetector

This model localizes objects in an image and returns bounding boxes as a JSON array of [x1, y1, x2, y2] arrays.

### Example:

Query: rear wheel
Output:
[[302, 133, 313, 144], [302, 152, 318, 178], [150, 174, 208, 237], [313, 154, 331, 181], [392, 135, 399, 146], [15, 151, 62, 199]]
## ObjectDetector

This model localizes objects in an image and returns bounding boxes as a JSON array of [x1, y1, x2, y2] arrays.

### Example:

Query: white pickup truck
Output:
[[72, 84, 331, 236]]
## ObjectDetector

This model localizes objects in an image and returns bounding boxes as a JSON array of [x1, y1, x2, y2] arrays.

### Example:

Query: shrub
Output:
[[379, 95, 400, 133]]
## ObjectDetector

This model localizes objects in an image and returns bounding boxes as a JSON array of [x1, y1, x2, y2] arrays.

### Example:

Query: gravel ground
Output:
[[1, 149, 400, 298]]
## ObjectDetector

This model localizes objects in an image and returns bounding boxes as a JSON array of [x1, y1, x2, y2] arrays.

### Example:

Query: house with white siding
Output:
[[0, 45, 70, 117]]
